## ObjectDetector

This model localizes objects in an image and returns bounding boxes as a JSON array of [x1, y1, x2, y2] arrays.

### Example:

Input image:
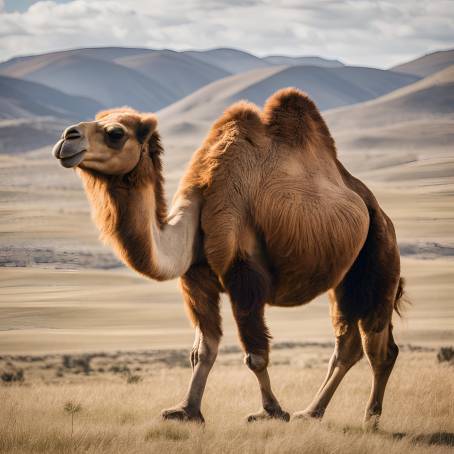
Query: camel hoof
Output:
[[161, 406, 205, 424], [363, 414, 380, 432], [247, 408, 290, 422], [292, 409, 323, 421]]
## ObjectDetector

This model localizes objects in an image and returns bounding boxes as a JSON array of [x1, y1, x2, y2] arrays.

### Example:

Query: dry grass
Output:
[[0, 349, 453, 454]]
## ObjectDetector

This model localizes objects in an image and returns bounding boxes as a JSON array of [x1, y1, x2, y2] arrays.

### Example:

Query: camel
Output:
[[52, 88, 404, 430]]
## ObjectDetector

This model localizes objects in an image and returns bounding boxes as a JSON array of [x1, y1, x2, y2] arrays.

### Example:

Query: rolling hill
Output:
[[0, 74, 103, 154], [116, 50, 230, 101], [324, 66, 454, 182], [0, 47, 154, 71], [185, 48, 272, 73], [392, 49, 454, 77], [0, 74, 102, 120], [158, 64, 419, 146], [0, 117, 68, 154], [0, 53, 176, 112], [325, 65, 454, 131], [263, 55, 344, 68]]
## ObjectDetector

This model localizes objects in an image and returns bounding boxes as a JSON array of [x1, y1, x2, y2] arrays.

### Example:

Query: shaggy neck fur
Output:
[[78, 133, 201, 281]]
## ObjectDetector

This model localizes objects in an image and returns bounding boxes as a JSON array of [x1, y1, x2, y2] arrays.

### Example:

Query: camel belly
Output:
[[253, 180, 370, 307]]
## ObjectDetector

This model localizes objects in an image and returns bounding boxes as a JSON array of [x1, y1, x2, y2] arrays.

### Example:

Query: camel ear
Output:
[[136, 114, 158, 144]]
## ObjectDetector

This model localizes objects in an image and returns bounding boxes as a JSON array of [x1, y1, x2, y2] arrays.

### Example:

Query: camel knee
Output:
[[331, 350, 363, 372], [378, 342, 399, 372], [366, 339, 399, 373], [332, 339, 364, 371], [191, 337, 218, 369], [244, 352, 268, 372]]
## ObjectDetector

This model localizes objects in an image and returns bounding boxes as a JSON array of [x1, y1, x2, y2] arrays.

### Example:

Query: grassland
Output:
[[1, 346, 453, 454]]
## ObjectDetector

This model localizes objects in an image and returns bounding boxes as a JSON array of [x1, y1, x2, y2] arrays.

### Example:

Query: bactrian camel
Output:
[[52, 88, 404, 430]]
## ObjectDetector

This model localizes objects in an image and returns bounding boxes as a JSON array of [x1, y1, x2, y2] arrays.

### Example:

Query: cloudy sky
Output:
[[1, 0, 453, 67]]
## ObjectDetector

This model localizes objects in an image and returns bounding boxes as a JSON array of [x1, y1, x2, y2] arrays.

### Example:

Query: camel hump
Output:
[[262, 88, 320, 147], [213, 101, 263, 139]]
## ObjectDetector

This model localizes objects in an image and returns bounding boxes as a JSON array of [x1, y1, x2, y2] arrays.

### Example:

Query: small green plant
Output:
[[63, 401, 82, 437]]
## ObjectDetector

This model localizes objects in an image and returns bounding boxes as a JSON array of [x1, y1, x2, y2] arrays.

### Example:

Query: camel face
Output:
[[52, 110, 156, 175]]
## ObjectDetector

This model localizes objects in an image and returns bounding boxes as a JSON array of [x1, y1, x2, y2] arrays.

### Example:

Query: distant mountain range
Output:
[[0, 46, 453, 159], [158, 64, 419, 145], [0, 47, 348, 118]]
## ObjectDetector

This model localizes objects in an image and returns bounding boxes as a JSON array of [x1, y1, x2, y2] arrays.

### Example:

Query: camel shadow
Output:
[[391, 431, 454, 447], [328, 423, 454, 448]]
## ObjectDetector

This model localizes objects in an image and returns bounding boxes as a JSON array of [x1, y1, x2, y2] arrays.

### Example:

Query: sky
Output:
[[0, 0, 453, 67]]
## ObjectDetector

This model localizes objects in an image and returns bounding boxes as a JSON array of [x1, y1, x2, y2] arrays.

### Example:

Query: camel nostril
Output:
[[64, 126, 82, 140]]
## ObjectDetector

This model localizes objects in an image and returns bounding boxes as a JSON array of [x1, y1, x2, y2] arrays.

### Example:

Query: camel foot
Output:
[[247, 407, 290, 423], [161, 405, 205, 424], [292, 409, 323, 421], [363, 414, 380, 432]]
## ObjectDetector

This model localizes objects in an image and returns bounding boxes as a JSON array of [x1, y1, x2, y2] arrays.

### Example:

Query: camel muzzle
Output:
[[52, 125, 87, 168]]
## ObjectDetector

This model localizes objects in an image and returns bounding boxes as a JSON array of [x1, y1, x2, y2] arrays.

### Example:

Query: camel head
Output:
[[52, 108, 160, 176]]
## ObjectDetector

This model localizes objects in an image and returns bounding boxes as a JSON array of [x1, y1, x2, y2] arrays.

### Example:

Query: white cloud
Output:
[[0, 0, 453, 67]]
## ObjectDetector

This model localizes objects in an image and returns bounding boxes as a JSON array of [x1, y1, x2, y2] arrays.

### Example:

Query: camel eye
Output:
[[105, 126, 125, 141]]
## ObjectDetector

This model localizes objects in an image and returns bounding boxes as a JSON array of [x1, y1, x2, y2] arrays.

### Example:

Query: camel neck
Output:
[[79, 171, 201, 281]]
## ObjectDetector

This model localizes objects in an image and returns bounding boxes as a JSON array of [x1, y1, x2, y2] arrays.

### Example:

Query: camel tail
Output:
[[262, 87, 335, 151], [394, 277, 409, 317]]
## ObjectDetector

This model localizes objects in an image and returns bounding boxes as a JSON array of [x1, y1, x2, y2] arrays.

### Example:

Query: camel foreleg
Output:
[[225, 258, 290, 422], [161, 264, 222, 423]]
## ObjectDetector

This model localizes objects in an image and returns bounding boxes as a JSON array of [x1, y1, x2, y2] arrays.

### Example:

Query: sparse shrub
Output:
[[126, 373, 142, 384], [109, 364, 130, 374], [437, 347, 454, 364], [1, 367, 24, 383], [62, 355, 73, 369], [76, 356, 91, 374], [63, 401, 82, 437], [62, 354, 91, 374]]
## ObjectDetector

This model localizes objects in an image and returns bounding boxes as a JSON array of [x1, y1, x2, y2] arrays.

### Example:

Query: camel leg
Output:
[[161, 264, 222, 423], [225, 258, 289, 422], [294, 292, 363, 420], [360, 321, 399, 431], [234, 304, 290, 422]]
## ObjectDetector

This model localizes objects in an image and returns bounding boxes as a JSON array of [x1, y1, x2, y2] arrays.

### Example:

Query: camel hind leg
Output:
[[293, 291, 364, 420], [360, 318, 399, 431], [294, 210, 401, 427]]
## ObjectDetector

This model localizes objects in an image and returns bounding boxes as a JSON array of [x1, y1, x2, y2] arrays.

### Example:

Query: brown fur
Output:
[[78, 114, 168, 279], [180, 264, 222, 341], [59, 88, 404, 426]]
